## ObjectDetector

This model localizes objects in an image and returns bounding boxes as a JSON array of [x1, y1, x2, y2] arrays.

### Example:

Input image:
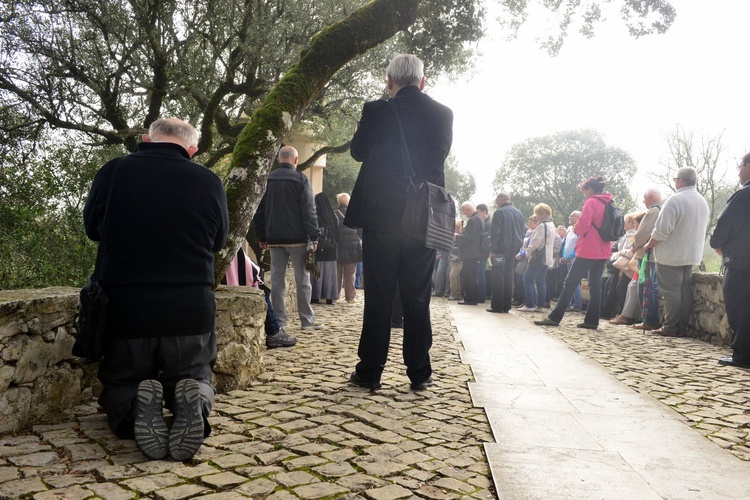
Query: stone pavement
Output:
[[0, 295, 496, 500], [449, 301, 750, 499], [511, 305, 750, 460], [3, 292, 750, 499]]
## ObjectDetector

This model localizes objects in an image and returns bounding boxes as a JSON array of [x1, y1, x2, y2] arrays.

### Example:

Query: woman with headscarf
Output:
[[310, 192, 340, 304]]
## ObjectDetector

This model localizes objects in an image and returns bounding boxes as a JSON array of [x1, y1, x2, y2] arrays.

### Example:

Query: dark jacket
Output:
[[83, 142, 229, 339], [335, 205, 363, 264], [314, 192, 338, 262], [253, 163, 320, 245], [344, 85, 453, 233], [711, 180, 750, 270], [491, 203, 526, 256], [456, 212, 484, 260]]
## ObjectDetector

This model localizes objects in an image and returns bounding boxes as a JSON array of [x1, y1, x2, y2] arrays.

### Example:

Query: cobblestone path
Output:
[[0, 296, 496, 499]]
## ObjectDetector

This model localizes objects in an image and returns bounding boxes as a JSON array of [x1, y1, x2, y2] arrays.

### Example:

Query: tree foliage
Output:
[[0, 0, 484, 164], [497, 0, 676, 55], [651, 125, 736, 236], [444, 154, 476, 205], [0, 0, 677, 288], [0, 117, 119, 288], [493, 129, 637, 224]]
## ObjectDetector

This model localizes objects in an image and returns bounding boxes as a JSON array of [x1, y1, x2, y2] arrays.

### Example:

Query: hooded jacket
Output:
[[574, 193, 614, 260]]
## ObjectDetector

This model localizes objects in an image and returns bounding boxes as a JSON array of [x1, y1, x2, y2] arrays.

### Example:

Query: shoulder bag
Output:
[[73, 161, 121, 361], [528, 222, 548, 267], [390, 100, 455, 252]]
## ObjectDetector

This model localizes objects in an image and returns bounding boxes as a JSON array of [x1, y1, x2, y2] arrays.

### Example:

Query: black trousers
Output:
[[98, 331, 217, 439], [725, 267, 750, 362], [357, 229, 435, 385], [461, 258, 479, 303], [490, 254, 516, 312]]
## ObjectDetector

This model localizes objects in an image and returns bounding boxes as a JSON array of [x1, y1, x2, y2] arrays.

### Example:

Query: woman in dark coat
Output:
[[334, 193, 363, 303], [311, 192, 340, 304]]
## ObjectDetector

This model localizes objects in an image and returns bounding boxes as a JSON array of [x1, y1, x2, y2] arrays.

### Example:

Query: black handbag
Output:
[[73, 161, 120, 360], [390, 100, 455, 252]]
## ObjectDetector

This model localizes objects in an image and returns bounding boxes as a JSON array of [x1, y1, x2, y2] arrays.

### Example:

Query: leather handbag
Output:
[[390, 100, 455, 252], [73, 161, 121, 361], [528, 222, 548, 267]]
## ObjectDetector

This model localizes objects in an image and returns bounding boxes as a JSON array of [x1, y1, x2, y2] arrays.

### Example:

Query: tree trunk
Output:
[[214, 0, 420, 284]]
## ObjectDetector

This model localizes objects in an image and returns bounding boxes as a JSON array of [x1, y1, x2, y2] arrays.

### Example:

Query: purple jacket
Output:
[[574, 193, 613, 260]]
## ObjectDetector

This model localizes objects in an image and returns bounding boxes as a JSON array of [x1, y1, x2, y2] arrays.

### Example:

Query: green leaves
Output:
[[493, 129, 637, 221]]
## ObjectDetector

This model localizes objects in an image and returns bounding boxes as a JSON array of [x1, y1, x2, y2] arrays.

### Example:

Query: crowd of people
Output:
[[82, 51, 750, 465], [440, 171, 717, 340]]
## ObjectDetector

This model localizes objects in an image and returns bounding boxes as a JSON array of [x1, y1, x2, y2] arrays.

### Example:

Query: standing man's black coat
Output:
[[344, 85, 453, 232], [711, 175, 750, 366]]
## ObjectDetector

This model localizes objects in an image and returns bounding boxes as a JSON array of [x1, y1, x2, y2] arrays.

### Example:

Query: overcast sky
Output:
[[429, 1, 749, 206]]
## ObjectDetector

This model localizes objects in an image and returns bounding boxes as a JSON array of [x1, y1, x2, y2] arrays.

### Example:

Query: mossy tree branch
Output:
[[297, 141, 352, 172], [215, 0, 421, 284]]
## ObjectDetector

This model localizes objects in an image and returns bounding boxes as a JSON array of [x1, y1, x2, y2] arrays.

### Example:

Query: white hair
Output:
[[386, 54, 424, 87], [149, 119, 198, 147], [644, 187, 663, 201]]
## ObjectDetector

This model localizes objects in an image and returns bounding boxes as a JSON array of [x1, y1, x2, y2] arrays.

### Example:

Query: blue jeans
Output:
[[549, 257, 606, 326], [522, 264, 548, 308], [637, 258, 659, 326], [433, 250, 450, 295], [570, 285, 582, 309]]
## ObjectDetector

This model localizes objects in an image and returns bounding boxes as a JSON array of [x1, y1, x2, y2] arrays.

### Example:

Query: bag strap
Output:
[[94, 158, 122, 274], [388, 99, 417, 191]]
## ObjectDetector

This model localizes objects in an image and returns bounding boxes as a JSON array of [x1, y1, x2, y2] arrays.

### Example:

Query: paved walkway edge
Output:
[[448, 304, 750, 499]]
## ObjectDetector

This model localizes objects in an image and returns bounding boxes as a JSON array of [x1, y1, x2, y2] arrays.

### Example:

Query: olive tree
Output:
[[493, 129, 637, 223]]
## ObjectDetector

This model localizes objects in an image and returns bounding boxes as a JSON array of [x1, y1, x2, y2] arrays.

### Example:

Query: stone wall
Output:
[[0, 286, 266, 434], [689, 272, 732, 345]]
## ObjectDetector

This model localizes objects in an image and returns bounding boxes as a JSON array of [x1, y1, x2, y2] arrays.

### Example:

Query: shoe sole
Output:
[[266, 341, 297, 348], [134, 380, 169, 460], [301, 326, 324, 331], [169, 379, 204, 461]]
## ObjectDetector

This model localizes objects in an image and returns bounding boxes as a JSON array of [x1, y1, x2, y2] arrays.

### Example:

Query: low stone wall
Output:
[[690, 272, 731, 345], [0, 286, 266, 434]]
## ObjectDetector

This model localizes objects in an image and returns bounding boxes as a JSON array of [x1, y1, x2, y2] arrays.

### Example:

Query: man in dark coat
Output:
[[253, 146, 323, 331], [711, 152, 750, 369], [83, 119, 229, 461], [455, 201, 483, 305], [487, 193, 525, 313], [344, 54, 453, 391]]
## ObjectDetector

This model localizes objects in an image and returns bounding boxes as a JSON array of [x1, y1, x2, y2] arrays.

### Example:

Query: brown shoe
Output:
[[610, 315, 635, 325], [632, 323, 661, 331]]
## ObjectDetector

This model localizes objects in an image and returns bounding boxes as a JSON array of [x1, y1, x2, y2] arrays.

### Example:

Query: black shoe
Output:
[[410, 376, 433, 391], [169, 379, 205, 461], [718, 356, 750, 369], [486, 308, 503, 313], [457, 301, 478, 305], [348, 372, 381, 390], [534, 318, 560, 326], [134, 380, 169, 460], [577, 322, 598, 330]]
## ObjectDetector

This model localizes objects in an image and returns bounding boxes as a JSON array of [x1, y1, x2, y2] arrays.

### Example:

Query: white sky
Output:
[[429, 1, 749, 206]]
